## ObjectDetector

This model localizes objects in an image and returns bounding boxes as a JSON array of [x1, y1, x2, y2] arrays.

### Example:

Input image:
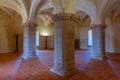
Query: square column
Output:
[[50, 13, 78, 77], [91, 24, 107, 60], [22, 22, 38, 59]]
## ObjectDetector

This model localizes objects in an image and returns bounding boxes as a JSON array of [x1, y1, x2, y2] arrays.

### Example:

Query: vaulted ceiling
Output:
[[0, 0, 120, 25]]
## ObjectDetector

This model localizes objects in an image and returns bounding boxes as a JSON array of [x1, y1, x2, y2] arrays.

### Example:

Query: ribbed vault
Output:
[[0, 0, 120, 25]]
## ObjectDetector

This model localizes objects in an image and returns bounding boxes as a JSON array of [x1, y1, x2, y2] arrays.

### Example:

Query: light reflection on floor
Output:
[[107, 53, 120, 79], [0, 50, 120, 80], [0, 53, 22, 80]]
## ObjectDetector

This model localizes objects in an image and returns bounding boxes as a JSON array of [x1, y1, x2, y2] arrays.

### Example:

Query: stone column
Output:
[[22, 22, 38, 59], [91, 24, 107, 60], [50, 13, 78, 77]]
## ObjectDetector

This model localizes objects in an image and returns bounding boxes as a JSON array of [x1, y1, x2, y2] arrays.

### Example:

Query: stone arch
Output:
[[39, 8, 53, 17], [105, 2, 120, 53], [77, 11, 91, 49], [0, 8, 23, 53], [0, 0, 26, 23], [37, 9, 54, 49], [76, 0, 120, 25]]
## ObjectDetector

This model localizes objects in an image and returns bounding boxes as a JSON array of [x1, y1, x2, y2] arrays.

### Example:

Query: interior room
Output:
[[0, 0, 120, 80]]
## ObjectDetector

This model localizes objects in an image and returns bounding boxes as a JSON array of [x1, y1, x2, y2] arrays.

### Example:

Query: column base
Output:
[[91, 56, 107, 60], [21, 53, 38, 59], [50, 67, 78, 77]]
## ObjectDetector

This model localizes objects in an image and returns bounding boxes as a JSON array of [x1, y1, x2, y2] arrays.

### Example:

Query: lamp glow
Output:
[[41, 32, 49, 36], [39, 29, 51, 36]]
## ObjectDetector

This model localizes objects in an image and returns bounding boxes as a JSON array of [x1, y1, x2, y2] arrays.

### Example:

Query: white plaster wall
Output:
[[37, 19, 54, 49], [106, 17, 120, 53], [80, 18, 90, 49], [0, 25, 10, 53], [1, 9, 120, 53], [0, 9, 23, 53], [38, 25, 81, 49], [105, 25, 114, 52]]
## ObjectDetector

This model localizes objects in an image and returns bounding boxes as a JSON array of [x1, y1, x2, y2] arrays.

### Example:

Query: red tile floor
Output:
[[0, 50, 120, 80]]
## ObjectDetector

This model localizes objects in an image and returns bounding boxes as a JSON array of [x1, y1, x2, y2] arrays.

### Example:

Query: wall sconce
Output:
[[45, 36, 48, 49], [14, 34, 19, 52]]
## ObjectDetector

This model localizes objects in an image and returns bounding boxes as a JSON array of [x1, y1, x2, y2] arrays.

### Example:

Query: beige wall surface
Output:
[[106, 17, 120, 53], [38, 23, 81, 49], [79, 16, 120, 53], [0, 9, 23, 53], [80, 18, 90, 49], [0, 25, 10, 53], [0, 10, 120, 53], [37, 18, 54, 49]]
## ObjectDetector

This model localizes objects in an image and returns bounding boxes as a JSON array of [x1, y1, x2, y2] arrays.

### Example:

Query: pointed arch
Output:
[[29, 0, 41, 21], [0, 0, 27, 23]]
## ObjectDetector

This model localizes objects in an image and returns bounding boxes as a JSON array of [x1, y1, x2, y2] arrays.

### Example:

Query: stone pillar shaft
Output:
[[91, 24, 107, 60], [50, 13, 78, 77], [22, 22, 38, 59]]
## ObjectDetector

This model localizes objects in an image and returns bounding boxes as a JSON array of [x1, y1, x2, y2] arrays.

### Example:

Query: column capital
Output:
[[22, 22, 38, 27], [52, 13, 79, 23], [91, 24, 107, 29]]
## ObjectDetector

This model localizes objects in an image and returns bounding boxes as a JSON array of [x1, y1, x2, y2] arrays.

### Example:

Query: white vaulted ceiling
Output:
[[0, 0, 120, 25], [0, 0, 52, 23], [76, 0, 120, 24]]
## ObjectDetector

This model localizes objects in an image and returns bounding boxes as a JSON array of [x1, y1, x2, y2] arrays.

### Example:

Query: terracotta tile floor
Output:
[[0, 50, 120, 80]]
